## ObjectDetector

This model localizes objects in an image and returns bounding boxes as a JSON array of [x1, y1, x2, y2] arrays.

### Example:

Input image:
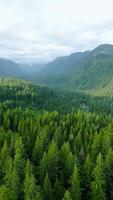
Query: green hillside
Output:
[[1, 45, 113, 200], [0, 78, 64, 112], [0, 78, 84, 113], [33, 44, 113, 96]]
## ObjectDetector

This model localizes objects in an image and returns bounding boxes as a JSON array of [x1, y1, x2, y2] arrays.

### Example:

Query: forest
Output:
[[0, 78, 113, 200]]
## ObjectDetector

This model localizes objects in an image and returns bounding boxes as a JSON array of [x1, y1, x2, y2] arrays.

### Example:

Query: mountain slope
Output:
[[0, 58, 22, 77], [33, 44, 113, 95], [19, 63, 45, 74]]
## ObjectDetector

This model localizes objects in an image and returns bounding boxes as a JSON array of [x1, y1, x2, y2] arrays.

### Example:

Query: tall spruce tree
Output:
[[91, 153, 106, 200]]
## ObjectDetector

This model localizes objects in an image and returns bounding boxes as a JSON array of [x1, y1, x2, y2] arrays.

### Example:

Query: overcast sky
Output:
[[0, 0, 113, 63]]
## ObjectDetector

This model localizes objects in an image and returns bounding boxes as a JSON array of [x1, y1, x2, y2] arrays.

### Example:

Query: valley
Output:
[[0, 44, 113, 200]]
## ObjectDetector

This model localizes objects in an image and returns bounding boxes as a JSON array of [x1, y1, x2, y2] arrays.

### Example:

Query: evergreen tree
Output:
[[24, 160, 42, 200], [4, 158, 20, 200], [82, 154, 92, 199], [40, 141, 59, 184], [91, 153, 106, 200], [71, 163, 81, 200], [104, 148, 113, 200], [43, 173, 52, 200]]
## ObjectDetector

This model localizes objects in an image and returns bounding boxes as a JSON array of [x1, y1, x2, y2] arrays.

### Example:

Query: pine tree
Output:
[[14, 137, 25, 181], [82, 154, 92, 199], [43, 173, 52, 200], [40, 141, 59, 183], [71, 163, 81, 200], [24, 160, 42, 200], [32, 135, 42, 164], [104, 148, 113, 200], [4, 158, 20, 200], [0, 141, 10, 176], [91, 133, 101, 161], [3, 114, 10, 130], [53, 178, 64, 200], [59, 142, 74, 187], [91, 153, 106, 200]]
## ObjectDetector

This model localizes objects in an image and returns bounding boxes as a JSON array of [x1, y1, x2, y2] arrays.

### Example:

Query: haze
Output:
[[0, 0, 113, 63]]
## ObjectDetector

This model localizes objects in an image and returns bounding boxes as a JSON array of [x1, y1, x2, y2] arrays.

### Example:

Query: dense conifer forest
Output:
[[1, 0, 113, 197], [0, 78, 113, 199]]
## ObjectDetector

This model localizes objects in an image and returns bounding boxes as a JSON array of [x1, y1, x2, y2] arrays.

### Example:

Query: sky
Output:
[[0, 0, 113, 64]]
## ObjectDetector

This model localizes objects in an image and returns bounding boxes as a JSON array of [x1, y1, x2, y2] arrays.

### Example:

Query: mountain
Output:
[[0, 58, 23, 78], [39, 51, 90, 76], [1, 44, 113, 97], [19, 63, 45, 74], [1, 48, 113, 200], [33, 44, 113, 95], [92, 44, 113, 55]]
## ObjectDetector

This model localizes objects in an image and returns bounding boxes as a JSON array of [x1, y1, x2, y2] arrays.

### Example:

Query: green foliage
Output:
[[91, 153, 106, 200], [0, 77, 113, 199], [24, 160, 41, 200], [0, 105, 113, 199], [63, 191, 72, 200], [0, 78, 79, 113], [34, 44, 113, 95], [71, 163, 81, 200], [43, 174, 52, 200]]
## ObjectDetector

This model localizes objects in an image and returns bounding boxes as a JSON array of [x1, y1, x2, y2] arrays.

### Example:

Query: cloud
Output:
[[0, 0, 113, 63]]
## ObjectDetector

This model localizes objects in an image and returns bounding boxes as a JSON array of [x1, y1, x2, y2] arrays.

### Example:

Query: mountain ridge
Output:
[[0, 58, 22, 77], [31, 44, 113, 95]]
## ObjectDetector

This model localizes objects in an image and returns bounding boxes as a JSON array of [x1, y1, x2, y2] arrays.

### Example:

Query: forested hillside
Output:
[[0, 78, 77, 113], [1, 0, 113, 198], [1, 78, 113, 115], [33, 44, 113, 95], [1, 44, 113, 97], [1, 45, 113, 200], [0, 78, 113, 200]]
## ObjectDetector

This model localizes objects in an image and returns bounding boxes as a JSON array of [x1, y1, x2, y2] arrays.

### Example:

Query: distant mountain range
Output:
[[0, 59, 45, 78], [1, 44, 113, 96], [0, 58, 22, 78], [33, 44, 113, 95]]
